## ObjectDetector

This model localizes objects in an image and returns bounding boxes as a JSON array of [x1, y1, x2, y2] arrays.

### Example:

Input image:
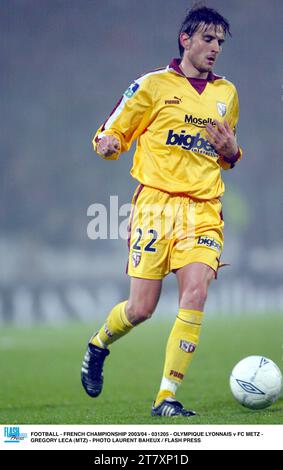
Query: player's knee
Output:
[[126, 301, 156, 325], [180, 284, 208, 309]]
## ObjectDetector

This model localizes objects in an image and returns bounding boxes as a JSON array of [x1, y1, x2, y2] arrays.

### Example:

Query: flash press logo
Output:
[[4, 426, 28, 443]]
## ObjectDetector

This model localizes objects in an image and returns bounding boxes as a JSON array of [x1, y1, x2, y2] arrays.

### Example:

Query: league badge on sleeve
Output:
[[124, 82, 140, 99]]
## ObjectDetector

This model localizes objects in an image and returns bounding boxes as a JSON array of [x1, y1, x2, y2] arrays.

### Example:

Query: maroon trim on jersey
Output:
[[188, 77, 208, 95], [222, 147, 241, 169], [168, 58, 222, 95], [101, 96, 123, 132], [125, 184, 144, 274]]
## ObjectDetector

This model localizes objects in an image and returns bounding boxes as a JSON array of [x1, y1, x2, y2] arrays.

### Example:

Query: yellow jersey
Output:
[[93, 58, 242, 200]]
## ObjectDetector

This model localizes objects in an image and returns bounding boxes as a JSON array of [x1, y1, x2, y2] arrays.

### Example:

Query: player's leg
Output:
[[152, 262, 214, 415], [91, 276, 162, 347], [81, 277, 162, 397], [152, 197, 223, 416], [82, 185, 170, 399], [126, 277, 162, 325]]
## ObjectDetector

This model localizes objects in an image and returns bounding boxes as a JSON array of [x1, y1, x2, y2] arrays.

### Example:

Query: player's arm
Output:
[[93, 77, 154, 160], [206, 88, 243, 169]]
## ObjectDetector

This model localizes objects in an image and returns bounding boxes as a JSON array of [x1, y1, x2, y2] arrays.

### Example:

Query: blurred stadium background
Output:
[[1, 0, 283, 326]]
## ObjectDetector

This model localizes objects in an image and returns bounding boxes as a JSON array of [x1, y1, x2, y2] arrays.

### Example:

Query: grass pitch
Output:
[[0, 314, 282, 424]]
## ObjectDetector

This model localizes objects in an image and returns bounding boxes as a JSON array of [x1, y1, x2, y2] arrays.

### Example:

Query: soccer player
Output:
[[81, 6, 242, 417]]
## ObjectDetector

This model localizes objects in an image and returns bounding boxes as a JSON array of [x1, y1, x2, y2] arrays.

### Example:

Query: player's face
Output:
[[183, 23, 225, 73]]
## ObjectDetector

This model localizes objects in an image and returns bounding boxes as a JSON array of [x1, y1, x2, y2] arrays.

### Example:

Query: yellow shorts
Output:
[[127, 185, 224, 279]]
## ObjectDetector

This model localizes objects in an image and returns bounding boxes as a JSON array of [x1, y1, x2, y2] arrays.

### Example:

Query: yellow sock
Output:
[[155, 389, 175, 406], [91, 301, 134, 348], [155, 309, 203, 406]]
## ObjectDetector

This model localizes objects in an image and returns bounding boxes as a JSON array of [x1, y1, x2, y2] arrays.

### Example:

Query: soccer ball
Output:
[[229, 356, 282, 409]]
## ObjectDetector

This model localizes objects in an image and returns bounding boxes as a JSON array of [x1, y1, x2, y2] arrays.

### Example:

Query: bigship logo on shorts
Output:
[[197, 235, 221, 252], [166, 129, 217, 157]]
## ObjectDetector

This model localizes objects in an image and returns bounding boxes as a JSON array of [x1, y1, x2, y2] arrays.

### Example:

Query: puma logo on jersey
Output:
[[165, 96, 182, 105]]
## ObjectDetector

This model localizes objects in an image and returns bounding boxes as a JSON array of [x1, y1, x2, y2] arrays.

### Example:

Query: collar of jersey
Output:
[[167, 58, 221, 82]]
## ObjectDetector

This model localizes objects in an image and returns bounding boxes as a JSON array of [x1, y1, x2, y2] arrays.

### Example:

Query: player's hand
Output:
[[96, 135, 120, 158], [206, 120, 238, 160]]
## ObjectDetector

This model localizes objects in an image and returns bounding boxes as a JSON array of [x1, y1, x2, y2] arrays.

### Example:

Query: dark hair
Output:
[[178, 4, 231, 56]]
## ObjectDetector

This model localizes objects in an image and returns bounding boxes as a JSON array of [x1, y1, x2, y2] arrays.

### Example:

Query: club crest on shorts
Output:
[[216, 101, 227, 117], [132, 251, 141, 267]]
